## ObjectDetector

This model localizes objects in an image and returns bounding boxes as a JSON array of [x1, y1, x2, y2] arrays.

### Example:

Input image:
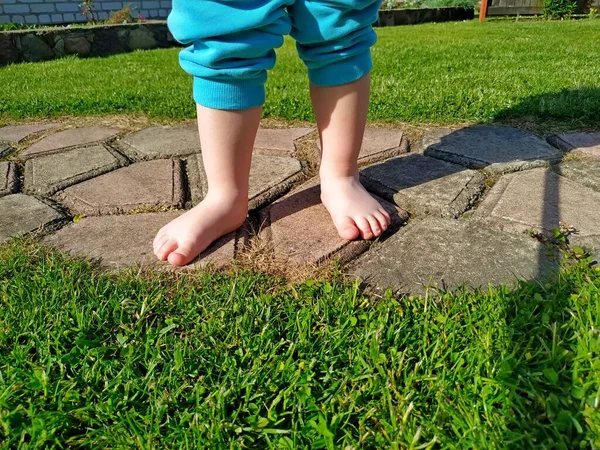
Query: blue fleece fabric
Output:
[[167, 0, 381, 110]]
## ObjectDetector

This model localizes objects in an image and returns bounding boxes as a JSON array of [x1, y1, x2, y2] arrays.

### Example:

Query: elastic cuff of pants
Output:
[[193, 77, 265, 110], [308, 51, 373, 87]]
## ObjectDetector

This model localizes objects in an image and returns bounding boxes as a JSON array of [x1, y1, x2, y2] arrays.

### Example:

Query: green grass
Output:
[[1, 20, 599, 128], [1, 239, 599, 448]]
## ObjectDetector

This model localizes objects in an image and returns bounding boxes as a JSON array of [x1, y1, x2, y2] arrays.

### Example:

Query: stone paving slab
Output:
[[360, 154, 485, 218], [116, 125, 201, 160], [187, 154, 304, 211], [44, 212, 237, 270], [0, 194, 64, 242], [350, 217, 558, 295], [547, 133, 600, 159], [253, 128, 314, 157], [552, 159, 600, 193], [475, 168, 600, 253], [258, 177, 409, 265], [315, 127, 408, 165], [0, 123, 59, 144], [55, 159, 185, 215], [23, 145, 124, 196], [21, 127, 120, 159], [423, 125, 562, 173], [0, 162, 17, 197]]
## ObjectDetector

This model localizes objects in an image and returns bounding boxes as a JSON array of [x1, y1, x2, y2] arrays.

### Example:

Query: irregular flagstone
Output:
[[475, 168, 600, 254], [0, 162, 17, 197], [44, 212, 237, 270], [24, 145, 124, 196], [187, 154, 304, 210], [547, 133, 600, 160], [55, 159, 185, 215], [116, 125, 201, 160], [21, 127, 120, 158], [360, 153, 485, 218], [258, 177, 408, 265], [423, 125, 562, 173], [316, 127, 408, 165], [553, 159, 600, 193], [253, 128, 314, 157], [350, 217, 558, 295], [0, 123, 59, 144], [0, 194, 64, 242]]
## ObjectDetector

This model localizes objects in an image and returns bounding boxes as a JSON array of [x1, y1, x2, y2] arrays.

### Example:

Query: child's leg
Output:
[[311, 76, 390, 240], [156, 0, 292, 266], [290, 0, 390, 240], [153, 105, 259, 266]]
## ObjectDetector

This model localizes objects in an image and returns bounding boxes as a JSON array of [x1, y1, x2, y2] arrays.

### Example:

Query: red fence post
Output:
[[480, 0, 489, 21]]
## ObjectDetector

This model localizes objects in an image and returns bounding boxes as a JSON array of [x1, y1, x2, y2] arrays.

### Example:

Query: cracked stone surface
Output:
[[316, 127, 407, 165], [253, 128, 313, 157], [475, 168, 600, 255], [553, 159, 600, 193], [258, 177, 409, 265], [350, 217, 558, 295], [0, 162, 17, 197], [55, 159, 185, 215], [23, 145, 123, 196], [547, 133, 600, 159], [187, 153, 304, 210], [0, 194, 63, 242], [116, 124, 201, 160], [423, 125, 562, 173], [44, 212, 236, 270], [0, 123, 59, 144], [21, 127, 120, 158], [360, 154, 485, 218]]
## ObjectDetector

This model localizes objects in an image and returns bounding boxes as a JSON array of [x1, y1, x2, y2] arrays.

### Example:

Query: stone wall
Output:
[[0, 21, 181, 65], [0, 0, 171, 26]]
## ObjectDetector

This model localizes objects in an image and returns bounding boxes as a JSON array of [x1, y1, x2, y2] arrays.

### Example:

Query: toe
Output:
[[156, 238, 178, 261], [167, 245, 197, 267], [366, 215, 383, 237], [374, 211, 389, 232], [153, 234, 169, 255], [379, 208, 392, 227], [333, 216, 360, 241], [354, 216, 374, 240]]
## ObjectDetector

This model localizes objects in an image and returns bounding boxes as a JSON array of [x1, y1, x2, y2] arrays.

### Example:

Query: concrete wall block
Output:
[[160, 0, 171, 8], [142, 1, 160, 9], [1, 0, 17, 4], [30, 4, 56, 13], [24, 14, 39, 24], [11, 15, 25, 23], [50, 13, 63, 22], [0, 15, 9, 24], [63, 12, 75, 21], [5, 4, 30, 14], [56, 3, 80, 12], [19, 0, 44, 3], [147, 8, 160, 17], [38, 14, 52, 23], [100, 2, 124, 11]]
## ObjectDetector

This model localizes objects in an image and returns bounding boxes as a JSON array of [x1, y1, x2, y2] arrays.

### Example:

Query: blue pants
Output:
[[167, 0, 381, 110]]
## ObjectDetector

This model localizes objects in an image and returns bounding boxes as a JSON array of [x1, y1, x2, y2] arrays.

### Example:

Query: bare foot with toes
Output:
[[320, 173, 391, 241], [153, 193, 247, 266]]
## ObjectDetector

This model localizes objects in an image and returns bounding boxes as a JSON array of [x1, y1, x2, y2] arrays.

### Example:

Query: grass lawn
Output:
[[0, 20, 599, 129], [0, 240, 599, 448]]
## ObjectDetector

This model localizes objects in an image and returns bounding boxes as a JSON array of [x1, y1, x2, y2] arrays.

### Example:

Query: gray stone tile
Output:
[[0, 194, 63, 242], [423, 125, 562, 173], [116, 124, 201, 160], [350, 217, 558, 295], [55, 159, 185, 215], [547, 133, 600, 160], [21, 127, 120, 158], [0, 161, 17, 197], [361, 153, 485, 218], [24, 145, 123, 196]]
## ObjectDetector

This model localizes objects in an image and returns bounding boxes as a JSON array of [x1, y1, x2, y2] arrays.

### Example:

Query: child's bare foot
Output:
[[153, 193, 247, 266], [320, 173, 391, 241]]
